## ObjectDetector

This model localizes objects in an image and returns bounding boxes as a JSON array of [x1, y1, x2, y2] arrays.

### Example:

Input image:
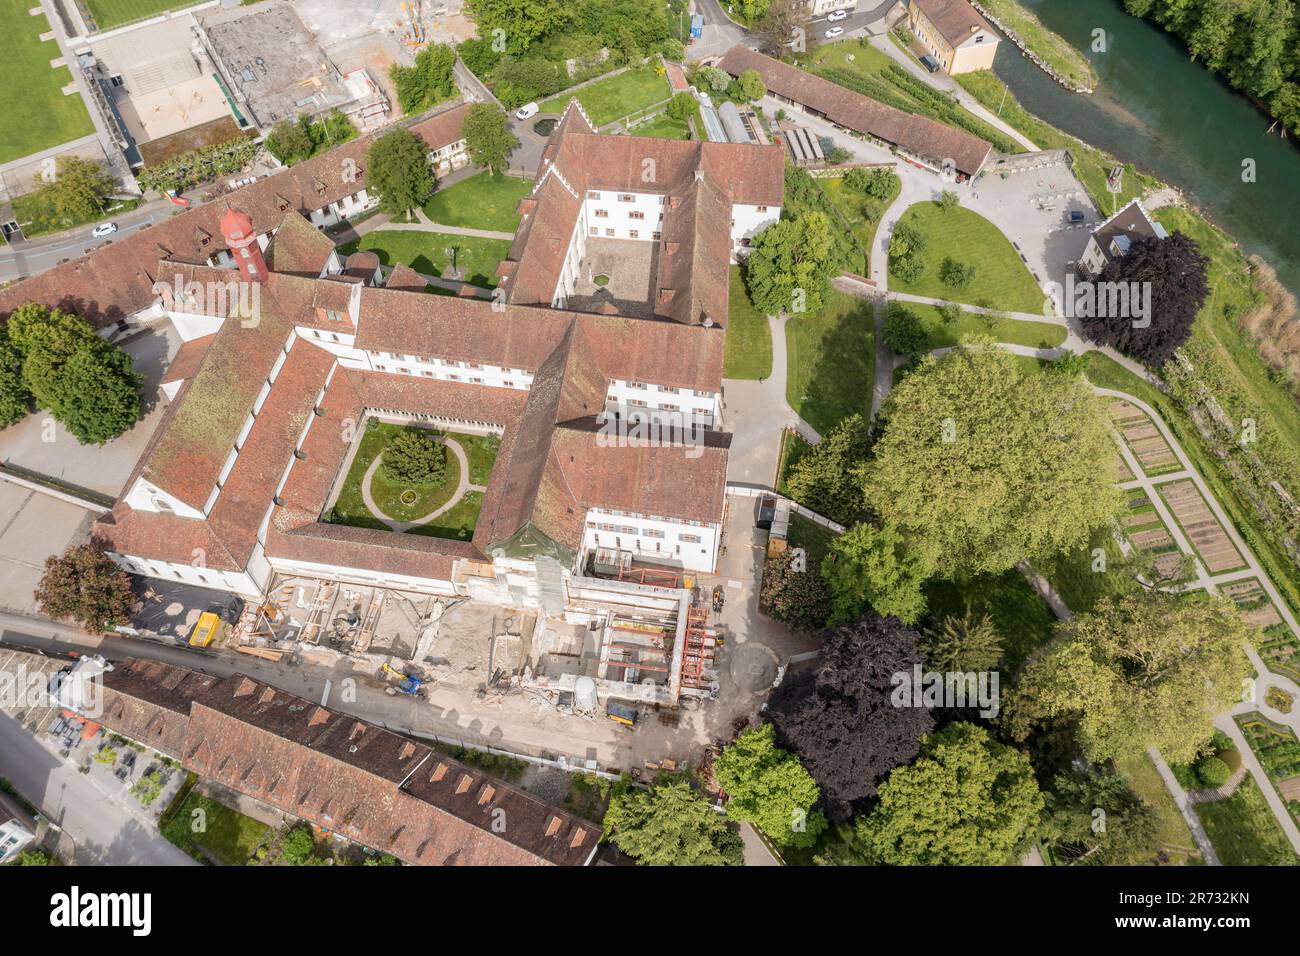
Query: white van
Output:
[[515, 102, 540, 120]]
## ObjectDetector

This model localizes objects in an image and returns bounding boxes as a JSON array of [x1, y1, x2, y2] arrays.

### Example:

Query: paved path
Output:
[[360, 436, 483, 532], [723, 314, 822, 489], [351, 208, 516, 242], [1147, 746, 1221, 865]]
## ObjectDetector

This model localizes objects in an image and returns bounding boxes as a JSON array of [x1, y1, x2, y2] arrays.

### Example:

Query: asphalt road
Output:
[[0, 711, 195, 866], [0, 204, 166, 284]]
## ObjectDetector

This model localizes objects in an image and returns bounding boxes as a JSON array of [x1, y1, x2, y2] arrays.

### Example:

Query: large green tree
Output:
[[466, 0, 568, 53], [6, 303, 141, 444], [367, 129, 436, 220], [462, 103, 518, 175], [41, 156, 115, 224], [604, 779, 742, 865], [856, 722, 1044, 865], [744, 211, 835, 317], [783, 413, 871, 526], [1039, 765, 1160, 866], [35, 544, 136, 634], [0, 328, 30, 428], [919, 610, 1003, 673], [866, 339, 1121, 577], [1007, 591, 1253, 765], [822, 521, 931, 624], [715, 724, 826, 848]]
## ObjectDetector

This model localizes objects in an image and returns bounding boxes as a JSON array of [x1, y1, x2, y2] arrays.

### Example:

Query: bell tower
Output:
[[220, 206, 266, 282]]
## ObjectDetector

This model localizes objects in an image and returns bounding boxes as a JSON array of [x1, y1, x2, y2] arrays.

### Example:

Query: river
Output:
[[990, 0, 1300, 297]]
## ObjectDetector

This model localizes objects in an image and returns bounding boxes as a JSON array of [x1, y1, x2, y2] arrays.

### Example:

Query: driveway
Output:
[[0, 484, 92, 613], [0, 710, 196, 866]]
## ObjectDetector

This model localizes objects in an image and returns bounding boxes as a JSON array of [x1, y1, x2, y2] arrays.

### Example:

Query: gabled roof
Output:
[[912, 0, 996, 48], [265, 210, 337, 277], [0, 103, 474, 327], [717, 46, 992, 176]]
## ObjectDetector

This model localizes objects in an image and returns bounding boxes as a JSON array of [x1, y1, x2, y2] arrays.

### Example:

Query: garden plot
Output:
[[1109, 399, 1181, 476], [1235, 713, 1300, 828], [1156, 478, 1246, 574], [1223, 578, 1300, 683], [1121, 490, 1186, 582]]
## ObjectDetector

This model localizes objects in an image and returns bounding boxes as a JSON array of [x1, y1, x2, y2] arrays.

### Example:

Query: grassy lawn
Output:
[[540, 66, 670, 127], [0, 3, 95, 164], [1195, 776, 1296, 865], [893, 301, 1067, 350], [1035, 526, 1135, 616], [799, 39, 1023, 155], [921, 569, 1058, 673], [11, 191, 142, 239], [786, 513, 839, 564], [337, 229, 510, 287], [162, 792, 269, 866], [975, 0, 1098, 91], [325, 422, 496, 532], [423, 171, 533, 234], [954, 70, 1150, 214], [889, 202, 1045, 313], [408, 491, 483, 542], [724, 266, 772, 380], [1113, 752, 1203, 864], [85, 0, 196, 30], [630, 114, 691, 140], [786, 290, 874, 436]]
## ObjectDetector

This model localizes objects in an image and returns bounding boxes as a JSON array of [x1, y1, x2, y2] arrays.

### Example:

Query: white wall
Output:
[[730, 202, 780, 253], [605, 379, 719, 428], [583, 507, 720, 573], [110, 552, 265, 599], [583, 190, 664, 242]]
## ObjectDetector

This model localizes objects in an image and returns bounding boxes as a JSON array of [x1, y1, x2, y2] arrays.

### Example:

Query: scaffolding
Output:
[[679, 604, 717, 694]]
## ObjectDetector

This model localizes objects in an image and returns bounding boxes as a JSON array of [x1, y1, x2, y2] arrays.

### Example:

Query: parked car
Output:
[[515, 102, 539, 120], [755, 494, 777, 530], [824, 26, 845, 38], [827, 9, 848, 21], [91, 222, 117, 239], [920, 54, 941, 72], [1069, 210, 1086, 223]]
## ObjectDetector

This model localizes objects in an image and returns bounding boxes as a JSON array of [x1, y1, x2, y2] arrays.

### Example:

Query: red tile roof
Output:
[[717, 46, 992, 176]]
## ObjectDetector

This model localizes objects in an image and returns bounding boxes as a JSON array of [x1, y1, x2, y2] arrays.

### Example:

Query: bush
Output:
[[279, 824, 318, 864], [759, 550, 833, 631], [939, 257, 976, 289], [381, 429, 447, 485], [1195, 754, 1231, 789], [882, 304, 927, 354]]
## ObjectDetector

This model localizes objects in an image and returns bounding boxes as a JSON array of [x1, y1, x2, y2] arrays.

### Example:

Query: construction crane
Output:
[[380, 662, 427, 697]]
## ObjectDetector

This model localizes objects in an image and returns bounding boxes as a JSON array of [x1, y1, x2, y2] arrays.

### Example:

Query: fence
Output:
[[725, 484, 846, 534]]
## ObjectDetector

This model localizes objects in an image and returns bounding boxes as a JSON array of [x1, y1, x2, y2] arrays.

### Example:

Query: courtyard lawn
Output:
[[785, 290, 874, 437], [161, 792, 269, 866], [1195, 776, 1296, 866], [337, 230, 511, 288], [1113, 752, 1203, 864], [889, 202, 1046, 313], [408, 491, 483, 543], [724, 266, 772, 380], [786, 513, 839, 564], [921, 569, 1057, 673], [893, 301, 1067, 351], [630, 114, 690, 140], [85, 0, 196, 30], [422, 171, 533, 234], [0, 3, 95, 164], [326, 422, 497, 531], [539, 66, 670, 127]]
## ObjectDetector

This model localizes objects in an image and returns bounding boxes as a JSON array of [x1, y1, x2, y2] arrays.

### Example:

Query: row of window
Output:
[[589, 227, 660, 240]]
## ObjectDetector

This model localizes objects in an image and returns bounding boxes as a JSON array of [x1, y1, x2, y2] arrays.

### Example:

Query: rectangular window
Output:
[[629, 211, 645, 220], [757, 205, 768, 213], [589, 227, 598, 236], [628, 230, 639, 239], [605, 229, 615, 237], [652, 231, 661, 240], [618, 194, 634, 203], [680, 533, 702, 544], [644, 529, 665, 539], [594, 209, 609, 218], [587, 190, 600, 199]]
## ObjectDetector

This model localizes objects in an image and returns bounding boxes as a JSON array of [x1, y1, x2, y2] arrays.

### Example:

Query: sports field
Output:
[[0, 1, 95, 164]]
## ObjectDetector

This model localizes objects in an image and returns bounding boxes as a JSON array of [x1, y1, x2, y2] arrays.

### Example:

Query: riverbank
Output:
[[971, 0, 1097, 93], [961, 66, 1300, 615]]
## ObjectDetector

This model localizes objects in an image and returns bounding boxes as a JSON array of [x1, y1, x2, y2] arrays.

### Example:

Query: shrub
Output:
[[882, 304, 928, 354], [759, 550, 833, 632], [940, 257, 976, 289], [280, 824, 318, 864], [1195, 754, 1231, 789]]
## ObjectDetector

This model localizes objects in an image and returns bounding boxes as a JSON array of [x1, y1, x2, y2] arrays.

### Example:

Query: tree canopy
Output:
[[866, 339, 1121, 577], [822, 521, 931, 624], [35, 544, 136, 634], [743, 211, 835, 317], [381, 429, 447, 485], [367, 129, 436, 220], [604, 779, 742, 865], [39, 156, 115, 224], [5, 303, 142, 444], [855, 722, 1044, 865], [1039, 765, 1159, 866], [919, 610, 1003, 673], [462, 104, 519, 174], [466, 0, 568, 53], [768, 613, 933, 820], [715, 724, 827, 848], [783, 413, 871, 526], [391, 43, 458, 115], [1082, 231, 1208, 368], [759, 548, 833, 632], [1007, 591, 1253, 765]]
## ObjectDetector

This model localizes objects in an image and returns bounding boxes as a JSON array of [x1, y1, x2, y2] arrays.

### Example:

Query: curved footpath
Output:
[[361, 436, 486, 532]]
